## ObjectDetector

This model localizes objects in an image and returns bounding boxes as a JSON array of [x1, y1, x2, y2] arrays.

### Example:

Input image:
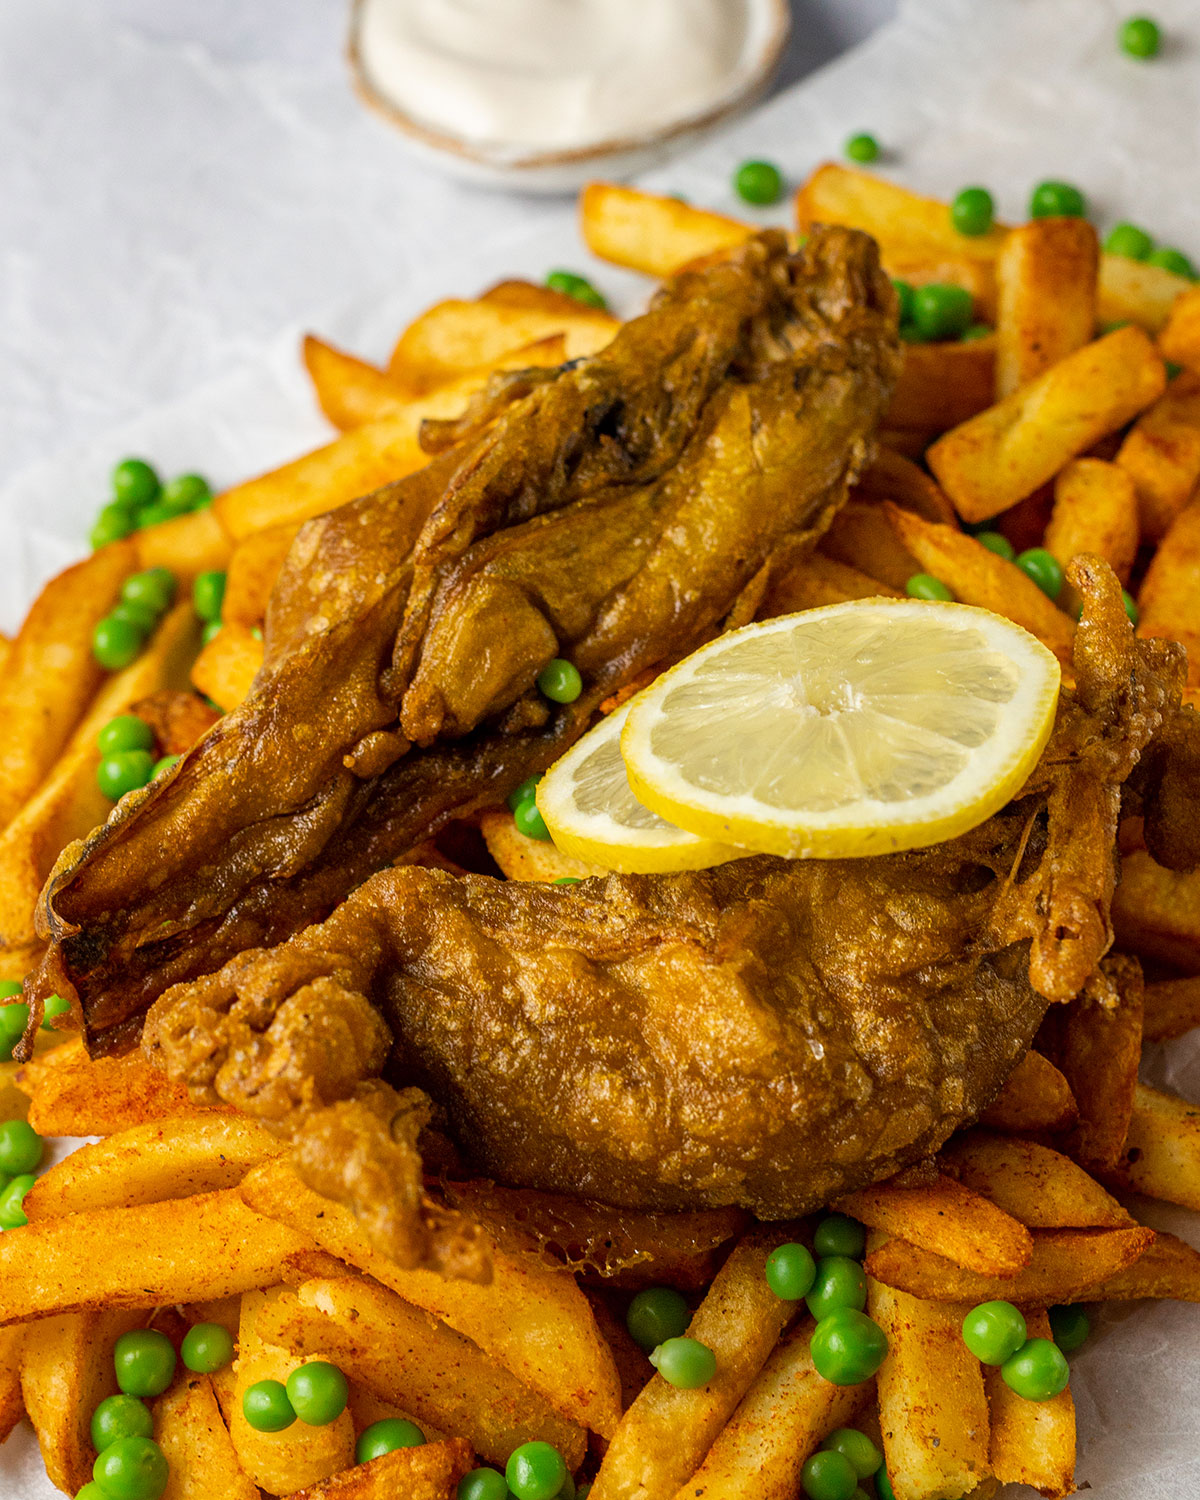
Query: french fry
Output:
[[0, 1188, 331, 1323], [0, 1328, 23, 1445], [280, 1438, 474, 1500], [579, 182, 752, 279], [1043, 458, 1139, 587], [887, 339, 998, 432], [1116, 371, 1200, 541], [240, 1158, 622, 1436], [977, 1050, 1078, 1133], [984, 1309, 1075, 1498], [304, 335, 409, 430], [760, 553, 901, 616], [1158, 282, 1200, 372], [819, 500, 921, 591], [994, 218, 1099, 397], [223, 521, 300, 629], [1098, 251, 1194, 334], [883, 503, 1076, 661], [939, 1132, 1133, 1230], [0, 539, 137, 831], [1082, 1228, 1200, 1302], [1143, 973, 1200, 1042], [257, 1275, 586, 1470], [24, 1115, 282, 1221], [190, 622, 264, 711], [853, 449, 957, 524], [591, 1230, 794, 1500], [1110, 848, 1200, 972], [231, 1288, 355, 1493], [346, 1383, 446, 1444], [869, 1275, 990, 1500], [154, 1372, 260, 1500], [481, 277, 613, 314], [672, 1321, 867, 1500], [833, 1176, 1032, 1277], [480, 809, 606, 883], [928, 324, 1165, 521], [865, 1225, 1155, 1307], [1115, 1082, 1200, 1210], [135, 505, 232, 578], [1139, 505, 1200, 688]]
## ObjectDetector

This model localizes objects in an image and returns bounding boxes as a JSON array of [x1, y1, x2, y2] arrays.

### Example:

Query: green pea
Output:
[[507, 775, 543, 813], [91, 1393, 154, 1452], [97, 715, 154, 756], [356, 1417, 424, 1461], [286, 1360, 348, 1426], [648, 1336, 716, 1389], [0, 1174, 36, 1229], [876, 1469, 896, 1500], [538, 658, 583, 704], [1147, 247, 1196, 279], [821, 1427, 883, 1478], [114, 1330, 177, 1398], [891, 279, 915, 326], [810, 1308, 889, 1385], [962, 1300, 1027, 1365], [1048, 1304, 1091, 1353], [975, 531, 1015, 561], [109, 601, 159, 635], [1104, 222, 1155, 260], [545, 271, 608, 311], [76, 1485, 111, 1500], [1119, 15, 1161, 57], [0, 983, 20, 999], [513, 798, 552, 841], [806, 1256, 867, 1320], [181, 1322, 234, 1374], [458, 1469, 510, 1500], [112, 459, 161, 509], [1122, 590, 1139, 626], [41, 993, 70, 1031], [90, 503, 136, 551], [801, 1449, 858, 1500], [961, 323, 992, 341], [844, 134, 879, 165], [1001, 1337, 1070, 1401], [92, 616, 145, 671], [911, 283, 973, 341], [97, 750, 155, 803], [0, 998, 29, 1063], [1030, 181, 1087, 220], [765, 1241, 817, 1301], [506, 1442, 568, 1500], [555, 876, 581, 886], [92, 1435, 168, 1500], [734, 159, 784, 206], [122, 568, 176, 615], [160, 474, 212, 514], [626, 1286, 690, 1352], [1015, 547, 1064, 601], [813, 1214, 866, 1260], [153, 755, 181, 778], [134, 502, 175, 529], [951, 187, 994, 238], [906, 573, 955, 602], [0, 1120, 43, 1176], [202, 621, 223, 646], [192, 570, 227, 623], [242, 1379, 296, 1432]]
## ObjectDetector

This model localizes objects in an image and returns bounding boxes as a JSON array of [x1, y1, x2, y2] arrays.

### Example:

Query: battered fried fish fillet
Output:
[[143, 563, 1195, 1267], [29, 226, 899, 1053]]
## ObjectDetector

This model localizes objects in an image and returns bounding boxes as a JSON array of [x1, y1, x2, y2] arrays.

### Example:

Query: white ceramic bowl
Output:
[[346, 0, 791, 194]]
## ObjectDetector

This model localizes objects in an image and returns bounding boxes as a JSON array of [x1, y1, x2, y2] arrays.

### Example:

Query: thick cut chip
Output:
[[886, 339, 996, 431], [1143, 974, 1200, 1042], [621, 601, 1060, 859], [759, 554, 901, 616], [833, 1175, 1032, 1276], [993, 218, 1099, 398], [1116, 371, 1200, 542], [134, 507, 232, 579], [1137, 499, 1200, 689], [985, 1309, 1075, 1498], [1116, 1083, 1200, 1210], [1159, 282, 1200, 372], [579, 182, 752, 278], [0, 1327, 23, 1446], [1082, 1229, 1200, 1302], [190, 623, 264, 712], [939, 1133, 1133, 1230], [280, 1438, 474, 1500], [303, 335, 409, 430], [154, 1372, 259, 1500], [479, 810, 605, 883], [819, 500, 921, 591], [978, 1051, 1078, 1133], [1098, 252, 1194, 333], [1044, 459, 1139, 587]]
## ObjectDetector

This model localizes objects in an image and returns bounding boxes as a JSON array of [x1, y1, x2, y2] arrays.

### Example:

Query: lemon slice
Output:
[[536, 698, 744, 873], [620, 600, 1061, 859]]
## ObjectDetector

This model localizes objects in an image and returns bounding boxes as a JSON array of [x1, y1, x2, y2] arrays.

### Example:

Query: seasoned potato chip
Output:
[[280, 1438, 474, 1500], [886, 340, 996, 431], [1111, 848, 1200, 971], [984, 1309, 1075, 1498], [580, 182, 751, 278], [1116, 1083, 1200, 1211], [154, 1372, 259, 1500], [1158, 281, 1200, 372], [134, 506, 232, 579], [760, 553, 900, 616], [1098, 252, 1194, 334], [1116, 371, 1200, 542], [1143, 974, 1200, 1042], [1044, 459, 1139, 586], [304, 335, 408, 430], [20, 1035, 225, 1136], [940, 1133, 1133, 1230], [190, 623, 264, 713], [819, 500, 921, 591], [994, 218, 1098, 398], [834, 1176, 1032, 1277], [1083, 1229, 1200, 1302], [480, 810, 605, 883], [223, 522, 301, 629], [977, 1051, 1078, 1135]]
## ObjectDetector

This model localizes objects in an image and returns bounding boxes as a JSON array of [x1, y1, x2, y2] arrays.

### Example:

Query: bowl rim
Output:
[[346, 0, 792, 173]]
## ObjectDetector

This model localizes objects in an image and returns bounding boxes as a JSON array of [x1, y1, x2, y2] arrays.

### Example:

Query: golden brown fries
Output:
[[153, 1372, 259, 1500], [304, 334, 409, 430], [281, 1439, 474, 1500], [579, 182, 751, 278], [1137, 497, 1200, 688], [0, 1328, 22, 1447], [223, 520, 301, 629], [926, 324, 1166, 522], [190, 622, 264, 712], [886, 340, 997, 438], [480, 810, 606, 883], [993, 218, 1098, 398], [592, 1231, 794, 1500], [1083, 1229, 1200, 1302], [257, 1276, 587, 1470], [1116, 371, 1200, 541], [760, 554, 901, 616], [1044, 458, 1139, 586], [1117, 1083, 1200, 1211], [833, 1177, 1032, 1277], [20, 1035, 225, 1136], [1143, 974, 1200, 1042], [978, 1050, 1079, 1133], [133, 506, 232, 579], [869, 1276, 990, 1500], [1098, 251, 1195, 333], [1159, 282, 1200, 371], [939, 1133, 1133, 1230], [819, 500, 921, 591], [853, 449, 957, 523], [984, 1309, 1075, 1498], [1110, 848, 1200, 972]]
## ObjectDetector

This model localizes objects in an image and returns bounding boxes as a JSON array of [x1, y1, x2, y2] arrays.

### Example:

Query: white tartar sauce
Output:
[[355, 0, 763, 151]]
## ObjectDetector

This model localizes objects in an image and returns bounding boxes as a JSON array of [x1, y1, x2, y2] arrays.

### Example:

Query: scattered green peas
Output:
[[1104, 222, 1155, 260], [555, 876, 581, 886], [962, 1301, 1027, 1365], [1030, 181, 1087, 220], [546, 271, 608, 311], [97, 750, 155, 803], [92, 616, 145, 671], [0, 992, 28, 1062], [1048, 1304, 1091, 1353], [134, 502, 174, 529], [513, 798, 552, 841], [41, 993, 70, 1030], [911, 283, 974, 341], [801, 1449, 859, 1500], [458, 1469, 510, 1500], [112, 459, 161, 509], [961, 323, 993, 341], [193, 571, 226, 623], [734, 159, 784, 206], [876, 1468, 896, 1500], [160, 474, 212, 514], [891, 279, 915, 326], [506, 1441, 568, 1500], [1119, 15, 1161, 58], [97, 715, 154, 757], [201, 622, 223, 646], [153, 755, 181, 778], [806, 1256, 867, 1320], [0, 1120, 43, 1177], [765, 1241, 817, 1301], [286, 1360, 348, 1426], [821, 1428, 883, 1478], [91, 1394, 154, 1452], [114, 1330, 177, 1399], [76, 1485, 111, 1500], [110, 601, 159, 635], [356, 1417, 425, 1461], [243, 1379, 296, 1432], [122, 568, 176, 614], [507, 775, 543, 813], [975, 531, 1015, 561], [538, 658, 583, 704], [1122, 590, 1139, 626], [180, 1322, 234, 1374], [814, 1214, 866, 1260], [1001, 1337, 1070, 1401], [844, 134, 879, 165], [1015, 547, 1064, 601], [1147, 246, 1196, 278], [810, 1308, 889, 1385], [626, 1286, 689, 1352], [0, 1175, 36, 1229], [91, 503, 135, 551], [906, 573, 955, 602], [649, 1336, 716, 1389], [951, 186, 995, 238], [92, 1435, 168, 1500]]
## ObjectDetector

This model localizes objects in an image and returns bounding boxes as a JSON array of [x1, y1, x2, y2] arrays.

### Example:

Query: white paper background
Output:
[[4, 0, 1200, 1494]]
